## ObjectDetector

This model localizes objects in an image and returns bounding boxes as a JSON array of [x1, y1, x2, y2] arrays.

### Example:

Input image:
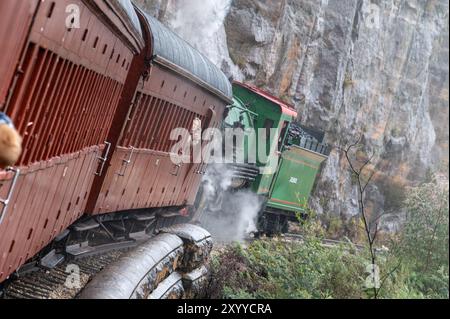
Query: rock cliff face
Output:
[[135, 0, 449, 225]]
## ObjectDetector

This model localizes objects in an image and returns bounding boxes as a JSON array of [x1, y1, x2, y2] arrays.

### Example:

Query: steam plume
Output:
[[196, 164, 263, 242]]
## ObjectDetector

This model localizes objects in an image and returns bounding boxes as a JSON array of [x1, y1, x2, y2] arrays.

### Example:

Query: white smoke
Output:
[[164, 0, 242, 77], [196, 164, 263, 242]]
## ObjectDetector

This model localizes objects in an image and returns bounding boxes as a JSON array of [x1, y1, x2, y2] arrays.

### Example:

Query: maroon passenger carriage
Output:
[[0, 0, 231, 286]]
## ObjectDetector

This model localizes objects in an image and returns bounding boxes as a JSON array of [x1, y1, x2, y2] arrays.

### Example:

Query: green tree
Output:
[[398, 176, 449, 298]]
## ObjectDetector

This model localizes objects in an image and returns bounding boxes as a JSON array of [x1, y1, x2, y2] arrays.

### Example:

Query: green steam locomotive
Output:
[[195, 81, 330, 235]]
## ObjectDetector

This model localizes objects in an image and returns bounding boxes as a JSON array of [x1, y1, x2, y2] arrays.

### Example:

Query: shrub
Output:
[[396, 177, 449, 298], [207, 177, 449, 299], [208, 236, 432, 299], [209, 236, 375, 299]]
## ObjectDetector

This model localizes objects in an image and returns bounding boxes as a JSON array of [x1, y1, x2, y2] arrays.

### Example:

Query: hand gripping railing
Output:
[[0, 167, 20, 225]]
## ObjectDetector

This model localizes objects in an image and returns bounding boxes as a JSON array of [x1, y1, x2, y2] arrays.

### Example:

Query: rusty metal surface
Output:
[[183, 265, 209, 282], [78, 224, 213, 299], [160, 223, 212, 243], [78, 233, 184, 299], [183, 266, 209, 299], [147, 272, 184, 299], [159, 224, 213, 272]]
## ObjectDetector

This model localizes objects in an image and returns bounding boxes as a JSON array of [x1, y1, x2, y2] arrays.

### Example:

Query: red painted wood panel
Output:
[[0, 0, 39, 109], [0, 0, 141, 283], [91, 64, 227, 216]]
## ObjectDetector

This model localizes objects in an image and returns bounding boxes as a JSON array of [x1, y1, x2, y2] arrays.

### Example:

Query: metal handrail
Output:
[[95, 142, 112, 176], [117, 146, 135, 177], [0, 167, 21, 225]]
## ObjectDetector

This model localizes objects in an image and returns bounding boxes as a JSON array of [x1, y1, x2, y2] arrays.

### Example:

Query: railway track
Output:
[[2, 214, 181, 299], [2, 221, 213, 300], [250, 233, 387, 254], [281, 233, 361, 247], [3, 249, 129, 299]]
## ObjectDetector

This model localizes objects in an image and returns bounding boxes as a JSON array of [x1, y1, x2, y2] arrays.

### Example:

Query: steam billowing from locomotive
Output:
[[196, 164, 263, 242]]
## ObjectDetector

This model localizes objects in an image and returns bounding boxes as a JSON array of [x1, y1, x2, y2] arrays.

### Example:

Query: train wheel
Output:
[[258, 213, 289, 236]]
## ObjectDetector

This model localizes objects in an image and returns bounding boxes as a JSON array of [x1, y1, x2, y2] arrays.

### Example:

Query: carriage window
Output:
[[263, 119, 275, 155], [278, 121, 289, 151], [263, 119, 274, 141]]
